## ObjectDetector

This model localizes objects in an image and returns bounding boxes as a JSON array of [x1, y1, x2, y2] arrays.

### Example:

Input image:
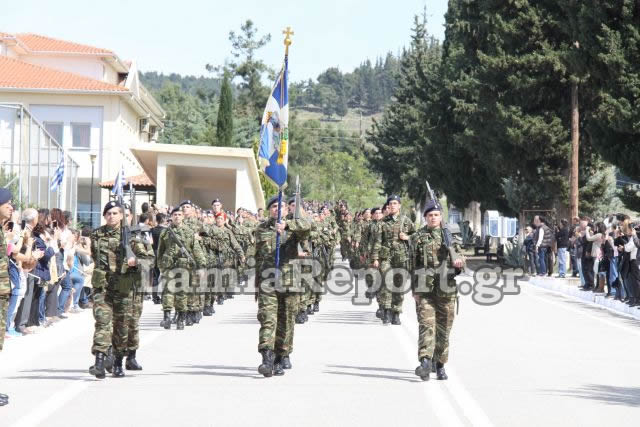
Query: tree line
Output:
[[367, 3, 640, 218]]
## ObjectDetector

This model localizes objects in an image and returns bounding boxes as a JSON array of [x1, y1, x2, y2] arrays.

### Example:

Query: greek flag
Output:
[[49, 156, 64, 191], [112, 164, 125, 199], [258, 54, 289, 188]]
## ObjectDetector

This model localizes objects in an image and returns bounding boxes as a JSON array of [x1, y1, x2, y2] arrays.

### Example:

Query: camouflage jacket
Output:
[[156, 223, 207, 271], [365, 220, 383, 262], [371, 213, 416, 263], [0, 229, 9, 296], [412, 225, 463, 271], [254, 217, 311, 274], [90, 225, 141, 288], [217, 226, 244, 263], [129, 228, 156, 279]]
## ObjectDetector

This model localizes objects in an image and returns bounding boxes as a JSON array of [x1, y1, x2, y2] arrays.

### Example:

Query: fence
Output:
[[0, 103, 79, 217]]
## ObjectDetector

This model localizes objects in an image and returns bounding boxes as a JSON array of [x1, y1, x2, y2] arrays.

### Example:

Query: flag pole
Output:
[[274, 27, 293, 275]]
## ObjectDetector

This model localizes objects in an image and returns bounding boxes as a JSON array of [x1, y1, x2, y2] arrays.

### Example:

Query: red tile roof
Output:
[[0, 32, 114, 55], [0, 56, 129, 92], [99, 173, 155, 189]]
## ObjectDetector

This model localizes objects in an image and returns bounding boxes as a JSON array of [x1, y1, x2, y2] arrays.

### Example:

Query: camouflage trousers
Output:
[[257, 291, 298, 356], [379, 261, 408, 313], [127, 287, 144, 352], [0, 295, 8, 351], [92, 286, 132, 356], [415, 282, 456, 364]]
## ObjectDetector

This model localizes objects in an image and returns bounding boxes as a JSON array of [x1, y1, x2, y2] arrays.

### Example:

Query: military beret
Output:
[[287, 196, 296, 204], [170, 206, 182, 215], [371, 207, 381, 214], [103, 201, 122, 216], [0, 188, 12, 206], [214, 212, 226, 219], [423, 199, 443, 216], [386, 195, 401, 204], [211, 198, 221, 205], [179, 199, 193, 207]]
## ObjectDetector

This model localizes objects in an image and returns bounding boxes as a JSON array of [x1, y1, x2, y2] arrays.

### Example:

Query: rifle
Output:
[[165, 225, 196, 267], [119, 181, 136, 274]]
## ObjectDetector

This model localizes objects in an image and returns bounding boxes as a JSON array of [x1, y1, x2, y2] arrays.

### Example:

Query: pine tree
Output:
[[216, 73, 234, 146]]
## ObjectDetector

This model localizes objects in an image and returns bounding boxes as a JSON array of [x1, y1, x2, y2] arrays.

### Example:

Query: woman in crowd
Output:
[[32, 210, 56, 327]]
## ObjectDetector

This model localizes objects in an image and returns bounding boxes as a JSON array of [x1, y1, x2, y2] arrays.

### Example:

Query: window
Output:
[[71, 123, 91, 149], [44, 122, 63, 145]]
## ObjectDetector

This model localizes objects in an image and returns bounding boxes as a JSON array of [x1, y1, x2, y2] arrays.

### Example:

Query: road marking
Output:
[[398, 321, 494, 427], [10, 330, 163, 427], [522, 287, 640, 337]]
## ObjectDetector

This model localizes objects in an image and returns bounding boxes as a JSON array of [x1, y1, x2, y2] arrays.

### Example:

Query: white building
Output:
[[0, 32, 164, 224]]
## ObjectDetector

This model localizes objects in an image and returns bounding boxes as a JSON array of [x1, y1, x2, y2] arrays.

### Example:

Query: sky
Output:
[[2, 0, 448, 82]]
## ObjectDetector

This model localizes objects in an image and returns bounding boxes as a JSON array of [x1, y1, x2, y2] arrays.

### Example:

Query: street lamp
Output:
[[89, 153, 97, 227]]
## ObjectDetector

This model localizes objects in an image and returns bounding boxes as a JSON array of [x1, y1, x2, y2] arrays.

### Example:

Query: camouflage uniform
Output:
[[233, 221, 253, 282], [127, 230, 155, 352], [372, 213, 416, 314], [183, 216, 205, 313], [201, 224, 223, 308], [90, 225, 136, 357], [0, 228, 9, 352], [157, 223, 207, 313], [218, 225, 244, 296], [412, 225, 462, 364], [366, 218, 384, 304], [255, 216, 310, 357]]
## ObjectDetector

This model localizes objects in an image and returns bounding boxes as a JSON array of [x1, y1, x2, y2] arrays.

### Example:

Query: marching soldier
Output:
[[366, 207, 385, 315], [180, 200, 205, 324], [214, 212, 245, 300], [372, 195, 416, 325], [88, 201, 137, 379], [412, 199, 465, 381], [256, 196, 311, 377], [157, 207, 207, 330]]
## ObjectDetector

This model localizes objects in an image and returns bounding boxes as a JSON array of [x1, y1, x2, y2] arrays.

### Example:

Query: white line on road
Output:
[[10, 331, 163, 427], [522, 287, 640, 337]]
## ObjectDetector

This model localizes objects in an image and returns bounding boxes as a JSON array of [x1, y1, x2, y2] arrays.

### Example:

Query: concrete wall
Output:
[[21, 56, 105, 81]]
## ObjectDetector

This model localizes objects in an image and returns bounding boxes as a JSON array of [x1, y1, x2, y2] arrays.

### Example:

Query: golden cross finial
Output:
[[283, 27, 294, 54]]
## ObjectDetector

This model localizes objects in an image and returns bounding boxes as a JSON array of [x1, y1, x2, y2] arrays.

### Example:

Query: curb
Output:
[[527, 276, 640, 321]]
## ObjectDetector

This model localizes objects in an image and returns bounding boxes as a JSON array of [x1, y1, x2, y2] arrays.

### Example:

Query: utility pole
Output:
[[569, 41, 580, 220]]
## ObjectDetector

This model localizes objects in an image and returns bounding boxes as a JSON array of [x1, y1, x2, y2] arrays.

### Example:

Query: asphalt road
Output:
[[2, 255, 639, 426]]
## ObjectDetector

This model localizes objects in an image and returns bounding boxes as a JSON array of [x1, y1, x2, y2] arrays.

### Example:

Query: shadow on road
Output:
[[324, 364, 420, 383], [312, 310, 380, 325], [169, 364, 260, 378], [542, 384, 640, 407]]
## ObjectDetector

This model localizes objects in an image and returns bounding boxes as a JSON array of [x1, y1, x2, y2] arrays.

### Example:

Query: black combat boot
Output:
[[160, 311, 172, 329], [104, 346, 114, 374], [303, 311, 309, 322], [431, 358, 437, 373], [203, 305, 213, 316], [217, 295, 224, 305], [280, 355, 292, 370], [273, 356, 285, 376], [112, 355, 125, 378], [185, 311, 194, 326], [125, 350, 143, 371], [375, 308, 384, 319], [313, 302, 319, 312], [295, 312, 305, 324], [193, 311, 201, 324], [436, 363, 448, 380], [89, 352, 106, 379], [0, 392, 8, 406], [177, 312, 185, 330], [414, 357, 431, 381], [171, 311, 178, 324], [391, 312, 401, 325], [258, 349, 274, 377], [306, 305, 314, 315], [382, 309, 391, 325]]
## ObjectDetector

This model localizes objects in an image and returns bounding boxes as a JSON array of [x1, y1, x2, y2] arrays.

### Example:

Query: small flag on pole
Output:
[[49, 155, 65, 191], [258, 51, 289, 188], [112, 164, 125, 199]]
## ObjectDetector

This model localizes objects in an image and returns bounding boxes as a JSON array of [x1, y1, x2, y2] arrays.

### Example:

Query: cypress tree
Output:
[[216, 72, 234, 146]]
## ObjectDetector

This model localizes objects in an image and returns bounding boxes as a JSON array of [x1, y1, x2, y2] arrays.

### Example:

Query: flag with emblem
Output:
[[112, 164, 125, 199], [49, 155, 65, 191], [258, 52, 289, 188]]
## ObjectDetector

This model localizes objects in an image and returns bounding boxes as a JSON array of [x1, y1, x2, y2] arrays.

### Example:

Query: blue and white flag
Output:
[[258, 55, 289, 188], [49, 156, 64, 191], [112, 164, 125, 199]]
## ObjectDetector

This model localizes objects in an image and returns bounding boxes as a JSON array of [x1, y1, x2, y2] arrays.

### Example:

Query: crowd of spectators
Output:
[[523, 213, 640, 308]]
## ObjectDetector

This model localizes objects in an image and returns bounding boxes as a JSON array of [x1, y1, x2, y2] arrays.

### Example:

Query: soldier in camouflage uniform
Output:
[[339, 211, 353, 262], [233, 210, 253, 285], [125, 207, 155, 371], [286, 198, 313, 324], [157, 207, 207, 331], [366, 207, 385, 315], [0, 188, 13, 405], [201, 211, 218, 316], [256, 196, 311, 377], [180, 200, 205, 324], [372, 195, 416, 326], [88, 201, 137, 379], [214, 212, 245, 300], [412, 199, 464, 381]]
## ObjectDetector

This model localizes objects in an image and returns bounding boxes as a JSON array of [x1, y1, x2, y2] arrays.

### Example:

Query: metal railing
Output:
[[0, 103, 79, 218]]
